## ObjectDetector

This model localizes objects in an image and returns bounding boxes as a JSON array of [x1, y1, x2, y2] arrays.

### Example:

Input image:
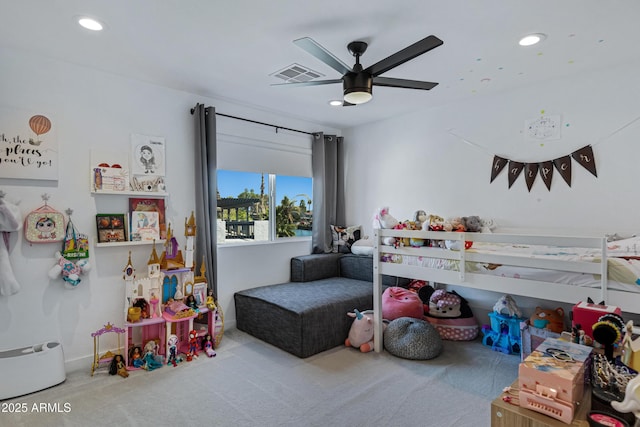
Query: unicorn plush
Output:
[[345, 309, 385, 353]]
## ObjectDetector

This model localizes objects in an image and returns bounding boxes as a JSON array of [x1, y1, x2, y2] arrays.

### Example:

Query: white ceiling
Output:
[[3, 1, 640, 130]]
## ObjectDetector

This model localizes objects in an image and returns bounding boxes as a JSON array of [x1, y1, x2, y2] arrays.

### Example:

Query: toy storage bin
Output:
[[0, 342, 66, 400]]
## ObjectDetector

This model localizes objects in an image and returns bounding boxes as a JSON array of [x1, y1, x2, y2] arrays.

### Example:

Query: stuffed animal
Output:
[[0, 192, 22, 296], [48, 251, 91, 289], [428, 289, 462, 318], [372, 207, 399, 245], [493, 294, 522, 318], [462, 216, 482, 232], [382, 287, 424, 321], [412, 210, 428, 229], [345, 309, 382, 353], [530, 306, 565, 333], [480, 218, 497, 233]]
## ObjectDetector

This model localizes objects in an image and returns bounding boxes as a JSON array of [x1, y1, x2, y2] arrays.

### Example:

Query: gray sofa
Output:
[[234, 253, 408, 358]]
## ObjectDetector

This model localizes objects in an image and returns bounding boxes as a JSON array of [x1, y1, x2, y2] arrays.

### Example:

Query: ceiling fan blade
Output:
[[271, 79, 343, 87], [373, 76, 438, 90], [364, 35, 443, 77], [293, 37, 352, 75]]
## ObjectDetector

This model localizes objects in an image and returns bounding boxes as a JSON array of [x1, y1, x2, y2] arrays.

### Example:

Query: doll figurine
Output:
[[129, 346, 144, 368], [206, 290, 216, 310], [167, 334, 179, 367], [201, 333, 216, 358], [185, 294, 197, 310], [142, 340, 163, 371], [188, 329, 199, 360], [109, 354, 129, 378]]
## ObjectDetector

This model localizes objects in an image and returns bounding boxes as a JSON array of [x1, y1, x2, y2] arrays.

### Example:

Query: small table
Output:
[[491, 380, 590, 427]]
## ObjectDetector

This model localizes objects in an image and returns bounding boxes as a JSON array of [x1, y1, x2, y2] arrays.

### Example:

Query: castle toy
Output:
[[123, 244, 164, 320]]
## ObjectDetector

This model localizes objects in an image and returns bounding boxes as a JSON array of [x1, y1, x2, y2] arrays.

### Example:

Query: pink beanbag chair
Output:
[[382, 287, 423, 321]]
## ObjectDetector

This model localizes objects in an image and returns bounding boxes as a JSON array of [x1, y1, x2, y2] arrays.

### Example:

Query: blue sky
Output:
[[217, 170, 312, 204]]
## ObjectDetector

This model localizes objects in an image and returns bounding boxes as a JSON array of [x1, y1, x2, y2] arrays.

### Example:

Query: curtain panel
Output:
[[311, 133, 344, 253], [192, 104, 218, 297]]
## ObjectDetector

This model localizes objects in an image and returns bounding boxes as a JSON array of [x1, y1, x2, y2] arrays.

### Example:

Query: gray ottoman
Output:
[[384, 317, 443, 360]]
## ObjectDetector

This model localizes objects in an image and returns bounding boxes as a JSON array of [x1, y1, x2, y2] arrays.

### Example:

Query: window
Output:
[[216, 170, 312, 242]]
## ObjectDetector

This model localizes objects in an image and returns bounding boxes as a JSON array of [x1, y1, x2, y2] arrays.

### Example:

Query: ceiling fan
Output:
[[274, 35, 443, 106]]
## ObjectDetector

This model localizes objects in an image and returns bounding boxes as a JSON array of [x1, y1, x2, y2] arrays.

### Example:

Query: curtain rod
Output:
[[190, 106, 314, 136]]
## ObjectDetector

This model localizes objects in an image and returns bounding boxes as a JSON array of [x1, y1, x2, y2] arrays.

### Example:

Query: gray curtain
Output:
[[311, 133, 345, 253], [192, 104, 218, 297]]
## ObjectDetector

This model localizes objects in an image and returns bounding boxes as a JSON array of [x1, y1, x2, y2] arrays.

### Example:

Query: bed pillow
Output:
[[351, 238, 374, 256], [330, 224, 362, 253]]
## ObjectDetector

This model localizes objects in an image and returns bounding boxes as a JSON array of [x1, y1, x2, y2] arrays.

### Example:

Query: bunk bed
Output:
[[372, 229, 640, 352]]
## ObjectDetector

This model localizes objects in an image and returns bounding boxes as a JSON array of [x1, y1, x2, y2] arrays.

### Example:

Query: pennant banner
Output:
[[490, 145, 597, 191], [490, 155, 508, 183], [524, 163, 538, 192], [539, 161, 553, 191], [572, 145, 597, 177], [507, 161, 524, 188]]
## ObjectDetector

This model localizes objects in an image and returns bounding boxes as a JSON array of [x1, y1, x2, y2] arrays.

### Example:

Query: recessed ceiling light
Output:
[[77, 17, 104, 31], [328, 100, 343, 107], [519, 33, 546, 46]]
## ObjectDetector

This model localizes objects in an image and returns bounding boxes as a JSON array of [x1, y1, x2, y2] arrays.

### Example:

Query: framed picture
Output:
[[129, 197, 166, 239], [96, 214, 127, 243], [193, 283, 207, 308], [130, 134, 165, 177], [129, 211, 160, 242]]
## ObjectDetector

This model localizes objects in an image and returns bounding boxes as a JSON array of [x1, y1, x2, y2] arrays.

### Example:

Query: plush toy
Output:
[[412, 210, 428, 229], [493, 294, 522, 318], [462, 216, 482, 233], [530, 306, 565, 333], [480, 218, 497, 233], [345, 309, 382, 353], [372, 207, 399, 245], [0, 192, 22, 296], [48, 251, 91, 289], [428, 289, 462, 318], [382, 287, 424, 321]]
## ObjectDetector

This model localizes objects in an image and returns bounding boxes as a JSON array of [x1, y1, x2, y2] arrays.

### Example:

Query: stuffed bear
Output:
[[530, 306, 565, 333]]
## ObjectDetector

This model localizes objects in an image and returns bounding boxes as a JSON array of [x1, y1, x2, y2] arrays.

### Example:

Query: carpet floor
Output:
[[2, 329, 520, 427]]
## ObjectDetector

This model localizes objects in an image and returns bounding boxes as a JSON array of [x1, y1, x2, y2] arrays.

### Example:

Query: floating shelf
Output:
[[95, 239, 166, 248], [91, 190, 168, 197]]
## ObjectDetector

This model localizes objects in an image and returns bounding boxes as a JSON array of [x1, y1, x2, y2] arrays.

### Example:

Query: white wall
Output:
[[343, 58, 640, 321], [0, 47, 334, 371]]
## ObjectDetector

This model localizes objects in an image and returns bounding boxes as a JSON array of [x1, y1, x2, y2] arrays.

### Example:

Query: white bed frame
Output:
[[372, 229, 640, 352]]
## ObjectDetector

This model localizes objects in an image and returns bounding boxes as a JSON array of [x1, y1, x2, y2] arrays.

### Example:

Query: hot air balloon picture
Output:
[[28, 114, 52, 146]]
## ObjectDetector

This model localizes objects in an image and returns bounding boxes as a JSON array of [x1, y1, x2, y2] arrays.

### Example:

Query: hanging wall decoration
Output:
[[491, 145, 597, 191], [449, 111, 640, 192], [24, 194, 65, 243], [0, 107, 58, 181]]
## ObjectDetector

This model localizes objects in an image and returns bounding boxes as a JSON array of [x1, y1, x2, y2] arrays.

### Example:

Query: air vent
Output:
[[270, 63, 324, 83]]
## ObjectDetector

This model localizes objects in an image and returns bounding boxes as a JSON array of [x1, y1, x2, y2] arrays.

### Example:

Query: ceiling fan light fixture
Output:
[[519, 33, 546, 46], [343, 72, 373, 104], [344, 90, 372, 104]]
